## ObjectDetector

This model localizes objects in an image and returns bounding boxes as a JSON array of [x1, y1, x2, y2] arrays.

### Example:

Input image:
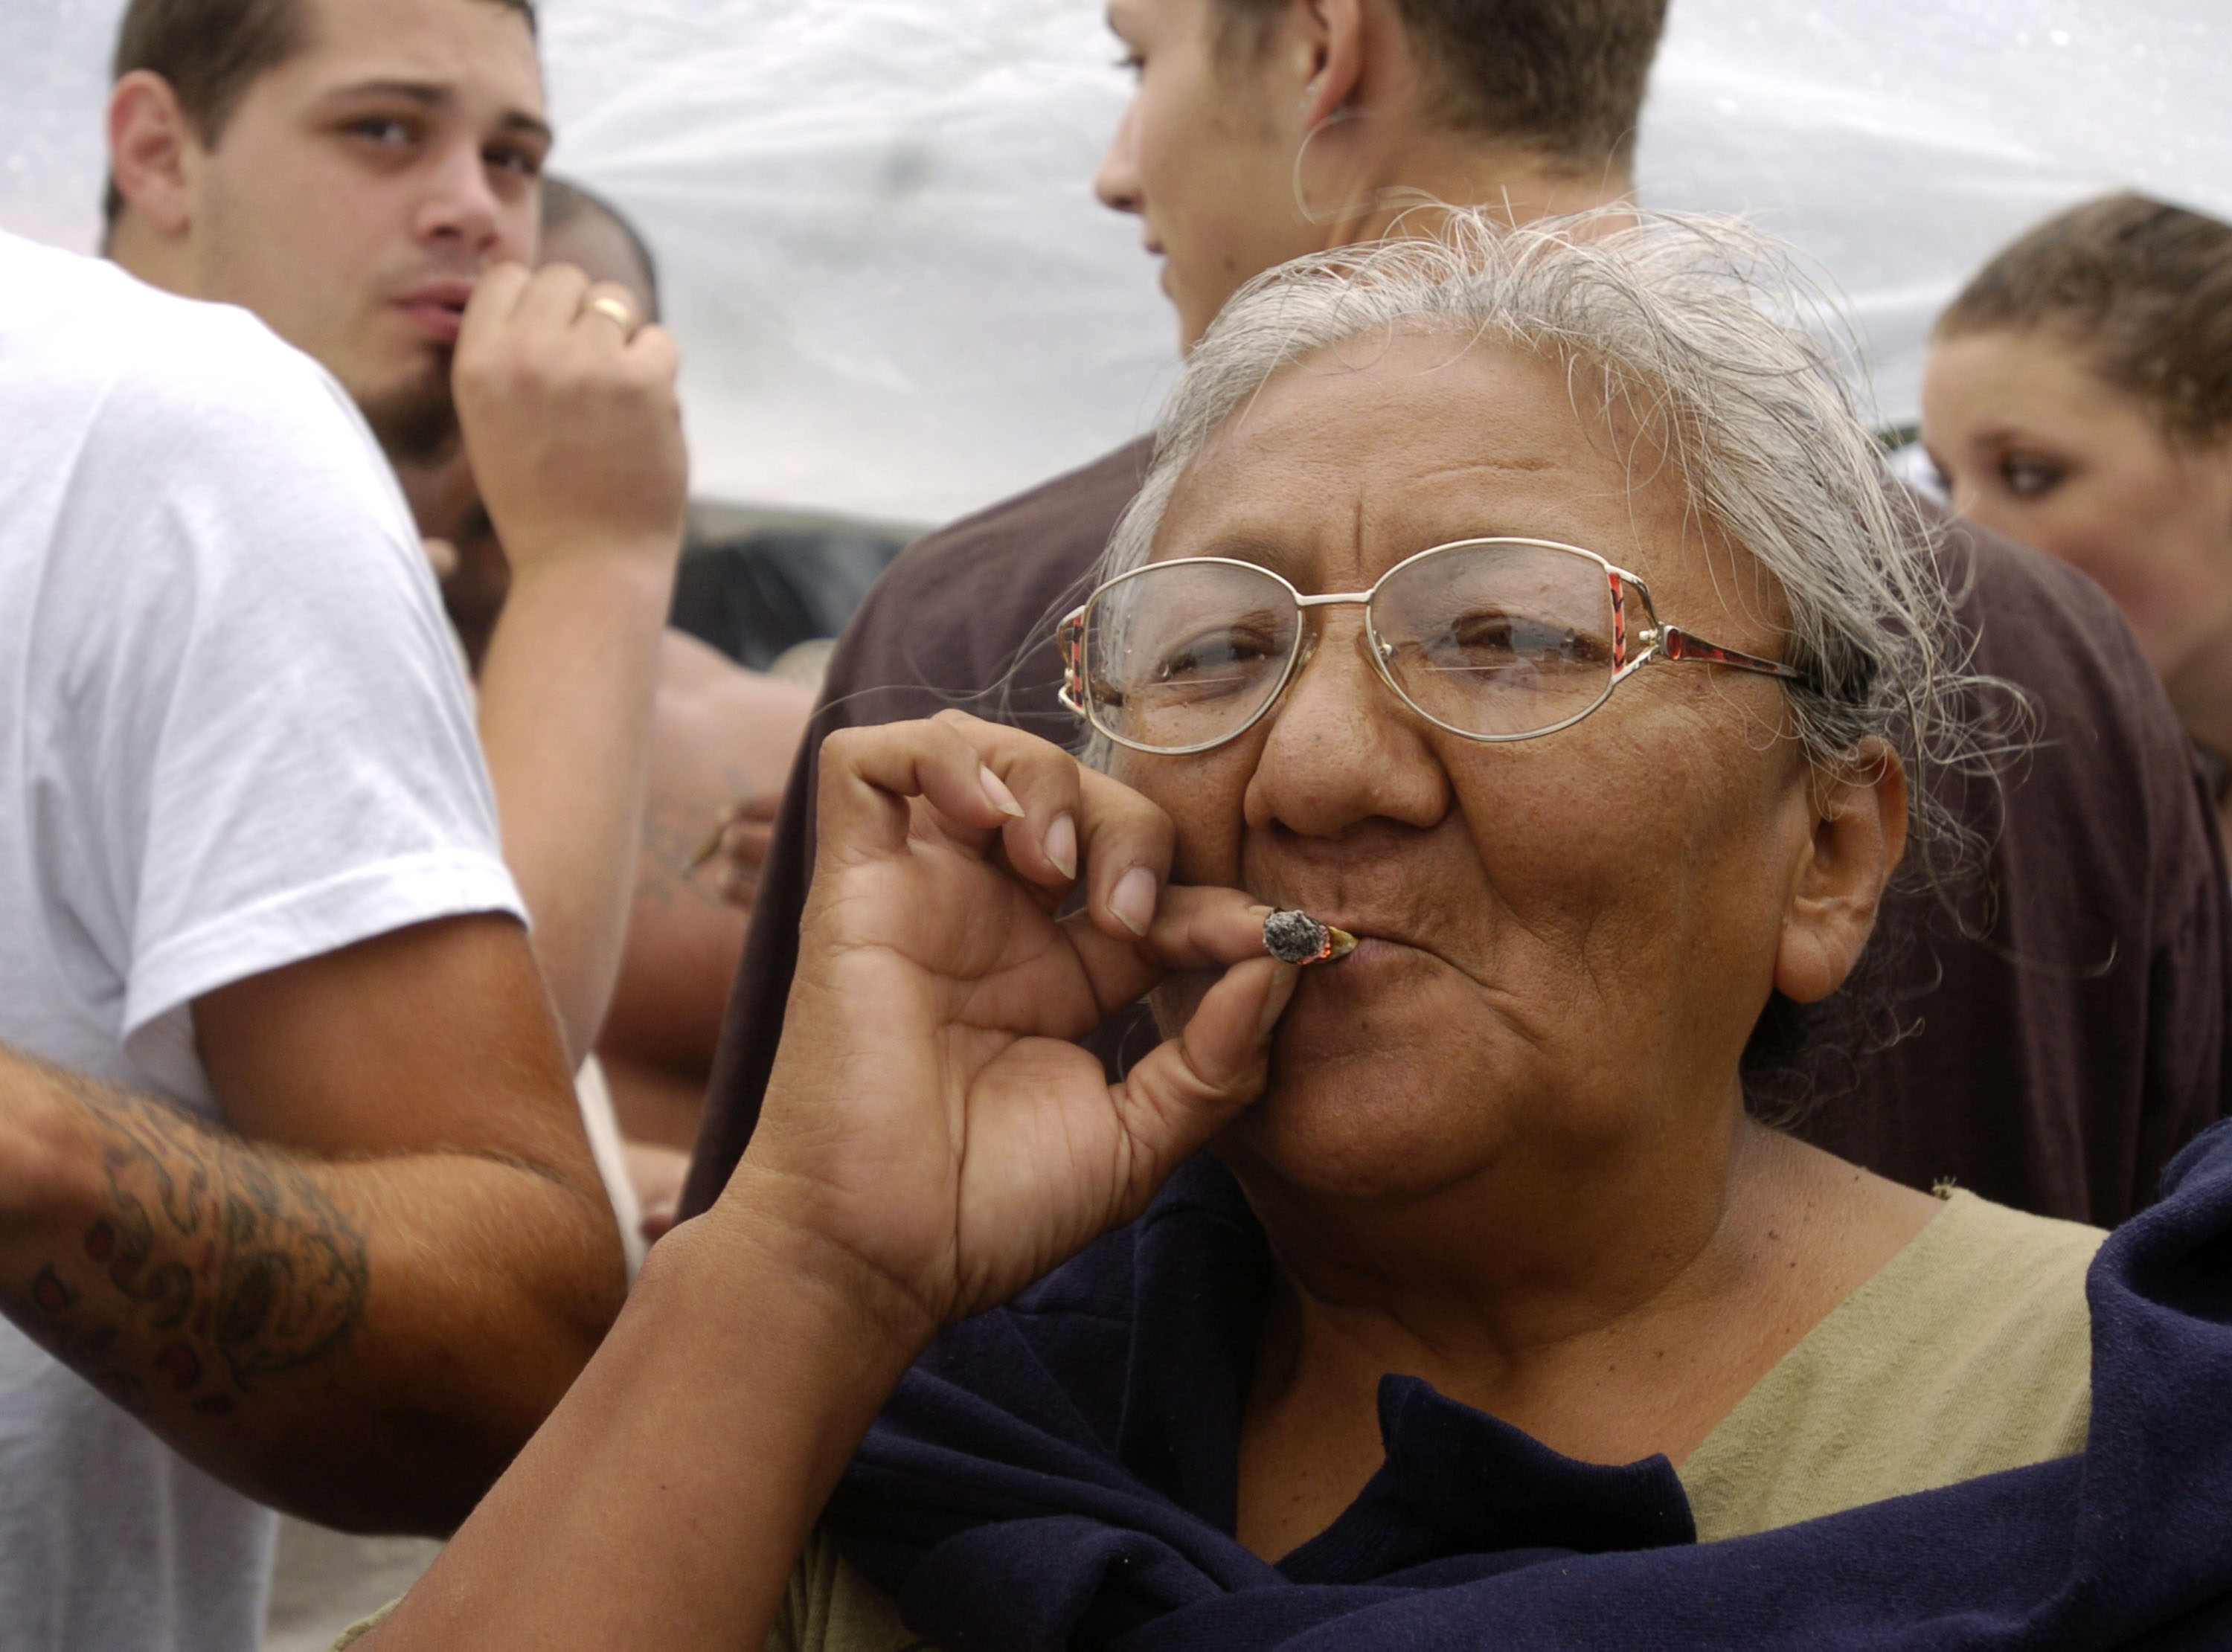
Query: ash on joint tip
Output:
[[1262, 909, 1359, 967]]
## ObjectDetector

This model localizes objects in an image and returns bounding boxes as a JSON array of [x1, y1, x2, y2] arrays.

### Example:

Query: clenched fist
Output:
[[452, 263, 687, 579]]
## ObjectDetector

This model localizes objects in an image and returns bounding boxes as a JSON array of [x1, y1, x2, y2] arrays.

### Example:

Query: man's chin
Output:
[[359, 364, 460, 467]]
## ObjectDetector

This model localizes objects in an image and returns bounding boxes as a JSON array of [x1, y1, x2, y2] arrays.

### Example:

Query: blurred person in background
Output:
[[405, 176, 815, 1235], [103, 0, 708, 1251], [1923, 193, 2232, 840], [685, 0, 2231, 1232]]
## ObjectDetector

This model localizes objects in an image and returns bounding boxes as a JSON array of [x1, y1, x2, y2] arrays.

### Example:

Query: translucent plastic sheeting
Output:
[[4, 0, 2228, 526]]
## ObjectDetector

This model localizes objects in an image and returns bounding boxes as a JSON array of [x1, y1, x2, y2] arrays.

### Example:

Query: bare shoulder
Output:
[[659, 628, 815, 712], [654, 631, 815, 795]]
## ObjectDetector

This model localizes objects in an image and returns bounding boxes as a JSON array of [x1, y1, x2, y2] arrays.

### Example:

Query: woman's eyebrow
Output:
[[1178, 521, 1595, 575], [1173, 531, 1306, 576], [1385, 514, 1602, 553]]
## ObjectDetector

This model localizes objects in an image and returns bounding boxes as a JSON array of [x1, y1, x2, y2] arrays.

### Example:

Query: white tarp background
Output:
[[4, 0, 2228, 527]]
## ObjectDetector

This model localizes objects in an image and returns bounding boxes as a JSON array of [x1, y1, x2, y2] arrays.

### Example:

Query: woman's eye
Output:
[[2001, 454, 2068, 499], [1449, 611, 1601, 664], [1156, 631, 1268, 678]]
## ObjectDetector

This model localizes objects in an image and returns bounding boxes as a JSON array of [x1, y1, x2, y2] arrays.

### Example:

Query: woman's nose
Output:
[[1094, 103, 1144, 216], [1243, 614, 1450, 838]]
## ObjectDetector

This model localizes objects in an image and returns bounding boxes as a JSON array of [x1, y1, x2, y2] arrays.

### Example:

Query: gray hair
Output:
[[1088, 208, 2017, 871]]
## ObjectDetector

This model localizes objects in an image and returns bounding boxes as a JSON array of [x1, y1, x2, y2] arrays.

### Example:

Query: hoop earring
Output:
[[1289, 105, 1362, 229]]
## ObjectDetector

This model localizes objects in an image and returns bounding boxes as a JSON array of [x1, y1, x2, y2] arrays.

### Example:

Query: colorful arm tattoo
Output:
[[7, 1064, 368, 1419]]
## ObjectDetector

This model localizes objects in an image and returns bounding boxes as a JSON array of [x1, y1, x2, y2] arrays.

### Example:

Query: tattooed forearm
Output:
[[637, 796, 748, 910], [7, 1067, 367, 1419]]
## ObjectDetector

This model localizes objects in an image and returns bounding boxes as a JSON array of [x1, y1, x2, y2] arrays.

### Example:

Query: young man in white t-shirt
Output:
[[103, 0, 686, 1087], [0, 22, 702, 1641], [0, 228, 637, 1648], [100, 0, 725, 1264]]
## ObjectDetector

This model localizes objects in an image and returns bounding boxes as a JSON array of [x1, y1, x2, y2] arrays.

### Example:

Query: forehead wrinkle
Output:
[[1182, 337, 1716, 592], [1380, 460, 1560, 521], [1409, 456, 1565, 483], [1359, 467, 1642, 564]]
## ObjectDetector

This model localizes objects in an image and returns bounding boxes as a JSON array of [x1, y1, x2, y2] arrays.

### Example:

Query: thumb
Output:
[[1108, 955, 1299, 1200]]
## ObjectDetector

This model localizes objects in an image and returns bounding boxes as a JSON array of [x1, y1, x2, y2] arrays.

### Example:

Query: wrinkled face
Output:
[[1096, 0, 1322, 350], [1115, 339, 1823, 1203], [183, 0, 548, 457], [1922, 328, 2232, 679]]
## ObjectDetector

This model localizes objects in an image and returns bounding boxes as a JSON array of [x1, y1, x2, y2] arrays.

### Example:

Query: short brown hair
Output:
[[1937, 192, 2232, 443], [104, 0, 539, 228], [1216, 0, 1668, 173]]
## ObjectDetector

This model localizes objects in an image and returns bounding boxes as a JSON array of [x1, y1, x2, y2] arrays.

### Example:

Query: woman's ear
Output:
[[1772, 739, 1908, 1004], [108, 71, 198, 240], [1299, 0, 1366, 131]]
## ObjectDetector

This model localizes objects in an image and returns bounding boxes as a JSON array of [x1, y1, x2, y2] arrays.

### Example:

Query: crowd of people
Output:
[[1, 0, 2230, 1650]]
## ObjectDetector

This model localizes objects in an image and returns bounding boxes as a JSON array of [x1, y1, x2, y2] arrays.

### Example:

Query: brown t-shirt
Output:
[[682, 440, 2231, 1225]]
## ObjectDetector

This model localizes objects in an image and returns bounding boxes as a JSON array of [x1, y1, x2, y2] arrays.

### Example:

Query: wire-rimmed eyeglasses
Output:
[[1056, 536, 1813, 756]]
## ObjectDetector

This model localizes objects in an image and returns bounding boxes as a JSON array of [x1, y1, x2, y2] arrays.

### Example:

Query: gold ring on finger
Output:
[[585, 295, 638, 333]]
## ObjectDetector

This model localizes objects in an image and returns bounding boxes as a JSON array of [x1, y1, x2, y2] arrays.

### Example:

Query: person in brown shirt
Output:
[[683, 0, 2230, 1226]]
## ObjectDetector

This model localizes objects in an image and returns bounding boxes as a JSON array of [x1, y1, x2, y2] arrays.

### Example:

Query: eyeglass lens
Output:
[[1081, 541, 1620, 752]]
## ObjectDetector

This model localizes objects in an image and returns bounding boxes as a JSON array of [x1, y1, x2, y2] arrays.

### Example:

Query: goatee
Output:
[[361, 353, 461, 466]]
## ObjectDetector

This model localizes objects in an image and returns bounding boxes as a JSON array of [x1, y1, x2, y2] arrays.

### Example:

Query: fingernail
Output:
[[1112, 865, 1158, 936], [1045, 814, 1079, 880], [1257, 962, 1301, 1038], [978, 765, 1027, 819]]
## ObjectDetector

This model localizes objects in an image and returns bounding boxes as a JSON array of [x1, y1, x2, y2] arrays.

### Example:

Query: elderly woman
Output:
[[348, 216, 2232, 1652]]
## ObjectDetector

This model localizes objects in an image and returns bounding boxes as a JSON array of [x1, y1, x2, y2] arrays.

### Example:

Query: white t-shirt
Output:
[[0, 234, 524, 1651]]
